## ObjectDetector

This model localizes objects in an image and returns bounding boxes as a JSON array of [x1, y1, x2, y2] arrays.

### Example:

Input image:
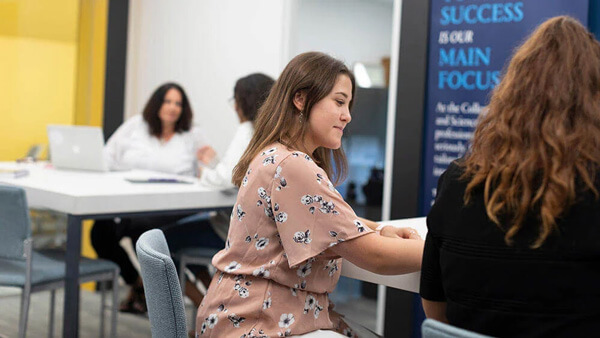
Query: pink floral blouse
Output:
[[196, 143, 373, 337]]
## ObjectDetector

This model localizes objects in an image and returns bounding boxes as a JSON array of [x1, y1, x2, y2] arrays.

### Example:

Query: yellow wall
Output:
[[76, 0, 109, 291], [0, 0, 80, 160], [76, 0, 108, 128], [0, 0, 107, 160], [1, 0, 109, 290]]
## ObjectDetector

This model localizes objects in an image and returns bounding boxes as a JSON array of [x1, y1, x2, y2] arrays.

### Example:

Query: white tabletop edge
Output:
[[0, 165, 237, 215]]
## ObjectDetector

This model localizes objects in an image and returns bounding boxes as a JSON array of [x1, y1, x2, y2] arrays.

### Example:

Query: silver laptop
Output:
[[47, 125, 109, 172]]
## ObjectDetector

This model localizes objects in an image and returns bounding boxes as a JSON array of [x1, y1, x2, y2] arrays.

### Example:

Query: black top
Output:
[[420, 161, 600, 337]]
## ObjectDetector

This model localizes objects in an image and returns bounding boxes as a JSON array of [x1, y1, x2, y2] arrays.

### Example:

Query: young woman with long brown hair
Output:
[[420, 16, 600, 336], [195, 52, 424, 337]]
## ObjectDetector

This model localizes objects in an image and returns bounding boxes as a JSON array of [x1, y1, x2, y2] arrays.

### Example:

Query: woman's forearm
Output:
[[329, 232, 424, 275], [374, 236, 424, 274]]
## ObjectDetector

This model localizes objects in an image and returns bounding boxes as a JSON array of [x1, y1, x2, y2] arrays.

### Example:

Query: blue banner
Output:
[[421, 0, 589, 214]]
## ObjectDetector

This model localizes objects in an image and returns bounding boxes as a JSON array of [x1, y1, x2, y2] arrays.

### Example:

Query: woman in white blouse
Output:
[[91, 83, 206, 314], [104, 83, 206, 175]]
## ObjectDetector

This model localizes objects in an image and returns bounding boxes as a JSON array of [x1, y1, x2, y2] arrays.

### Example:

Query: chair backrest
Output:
[[0, 185, 32, 260], [422, 319, 492, 338], [136, 229, 187, 338]]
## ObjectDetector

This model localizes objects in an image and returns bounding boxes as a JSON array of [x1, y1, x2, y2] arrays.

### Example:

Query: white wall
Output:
[[125, 0, 289, 154], [125, 0, 393, 153], [288, 0, 393, 67]]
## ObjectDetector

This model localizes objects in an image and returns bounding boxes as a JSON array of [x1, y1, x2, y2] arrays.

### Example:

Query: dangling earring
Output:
[[299, 113, 303, 123]]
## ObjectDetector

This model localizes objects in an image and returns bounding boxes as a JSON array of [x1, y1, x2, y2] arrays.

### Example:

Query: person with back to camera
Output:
[[420, 16, 600, 336], [162, 73, 275, 308], [195, 73, 276, 191], [194, 52, 424, 337], [91, 82, 207, 314]]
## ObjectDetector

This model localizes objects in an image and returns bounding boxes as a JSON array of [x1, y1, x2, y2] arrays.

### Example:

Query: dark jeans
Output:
[[90, 214, 193, 285], [90, 213, 225, 285]]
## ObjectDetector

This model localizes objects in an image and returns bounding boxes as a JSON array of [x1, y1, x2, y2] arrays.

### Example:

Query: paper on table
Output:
[[124, 176, 194, 184], [0, 168, 29, 178]]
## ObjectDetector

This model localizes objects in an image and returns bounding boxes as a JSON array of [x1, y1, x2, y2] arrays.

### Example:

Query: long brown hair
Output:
[[232, 52, 355, 187], [463, 16, 600, 248]]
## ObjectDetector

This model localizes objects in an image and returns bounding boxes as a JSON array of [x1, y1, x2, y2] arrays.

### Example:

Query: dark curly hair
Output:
[[142, 83, 193, 137], [234, 73, 275, 123]]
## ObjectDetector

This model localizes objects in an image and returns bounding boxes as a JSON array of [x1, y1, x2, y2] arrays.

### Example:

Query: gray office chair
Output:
[[136, 229, 187, 338], [0, 185, 119, 338], [422, 319, 492, 338]]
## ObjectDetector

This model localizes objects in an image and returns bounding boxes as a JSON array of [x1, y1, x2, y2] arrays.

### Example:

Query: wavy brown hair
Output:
[[463, 16, 600, 248], [142, 83, 193, 138], [232, 52, 355, 187]]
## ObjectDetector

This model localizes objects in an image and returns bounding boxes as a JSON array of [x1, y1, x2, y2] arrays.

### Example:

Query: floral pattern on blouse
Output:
[[196, 143, 372, 337]]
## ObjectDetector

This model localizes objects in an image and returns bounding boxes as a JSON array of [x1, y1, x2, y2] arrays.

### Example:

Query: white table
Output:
[[341, 217, 427, 293], [0, 163, 237, 338]]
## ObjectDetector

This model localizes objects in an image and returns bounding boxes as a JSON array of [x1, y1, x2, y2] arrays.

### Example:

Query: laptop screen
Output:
[[47, 125, 108, 172]]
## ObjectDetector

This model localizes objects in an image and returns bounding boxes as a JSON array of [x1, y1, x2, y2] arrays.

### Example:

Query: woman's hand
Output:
[[380, 226, 422, 240], [196, 146, 217, 164]]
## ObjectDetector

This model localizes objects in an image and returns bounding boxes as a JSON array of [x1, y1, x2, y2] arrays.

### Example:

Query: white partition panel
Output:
[[125, 0, 289, 154]]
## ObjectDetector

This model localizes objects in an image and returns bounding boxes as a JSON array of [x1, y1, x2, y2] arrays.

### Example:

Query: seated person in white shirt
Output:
[[196, 73, 275, 189], [163, 73, 275, 307], [91, 82, 207, 314]]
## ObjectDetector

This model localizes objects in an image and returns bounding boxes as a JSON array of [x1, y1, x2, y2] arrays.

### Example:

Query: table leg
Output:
[[63, 214, 82, 338]]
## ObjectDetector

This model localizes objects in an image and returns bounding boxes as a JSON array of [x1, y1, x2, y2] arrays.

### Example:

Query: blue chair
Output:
[[422, 319, 492, 338], [0, 185, 119, 338], [136, 229, 187, 338]]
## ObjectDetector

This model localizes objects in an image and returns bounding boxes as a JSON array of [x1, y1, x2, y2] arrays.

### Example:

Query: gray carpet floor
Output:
[[0, 286, 376, 337]]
